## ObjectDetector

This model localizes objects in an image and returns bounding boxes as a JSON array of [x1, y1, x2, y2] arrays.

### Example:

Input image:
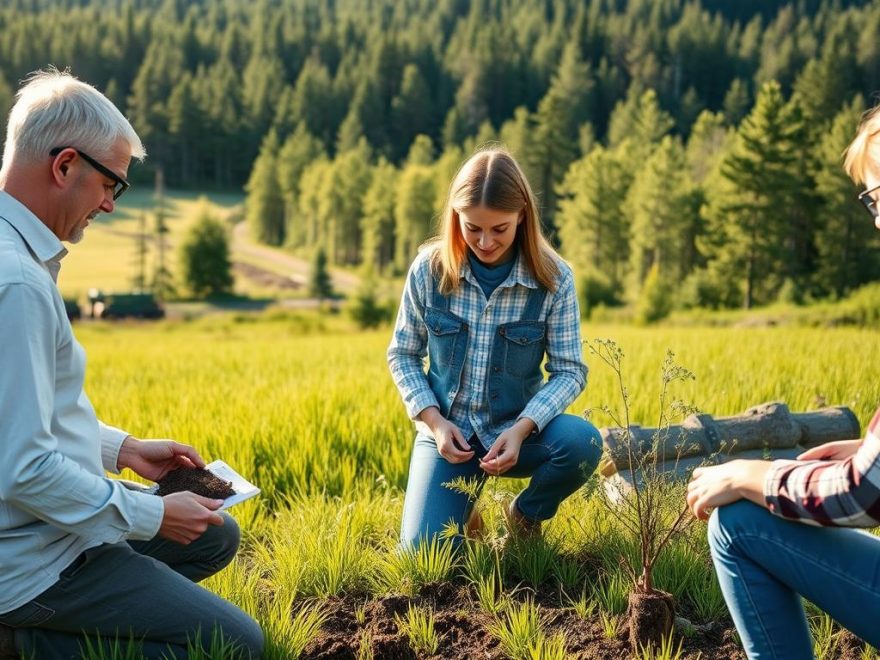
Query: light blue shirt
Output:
[[388, 246, 587, 444], [0, 191, 164, 614]]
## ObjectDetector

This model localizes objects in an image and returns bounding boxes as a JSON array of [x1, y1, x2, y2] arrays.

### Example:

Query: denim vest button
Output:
[[492, 366, 500, 373], [499, 327, 506, 336]]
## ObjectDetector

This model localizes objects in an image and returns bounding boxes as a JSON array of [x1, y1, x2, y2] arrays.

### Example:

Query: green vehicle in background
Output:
[[87, 289, 165, 320], [63, 298, 81, 322]]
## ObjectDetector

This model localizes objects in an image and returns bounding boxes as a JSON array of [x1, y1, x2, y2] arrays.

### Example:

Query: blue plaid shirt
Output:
[[387, 247, 587, 447]]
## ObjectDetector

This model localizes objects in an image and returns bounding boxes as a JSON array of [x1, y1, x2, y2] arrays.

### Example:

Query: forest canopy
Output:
[[1, 0, 879, 309]]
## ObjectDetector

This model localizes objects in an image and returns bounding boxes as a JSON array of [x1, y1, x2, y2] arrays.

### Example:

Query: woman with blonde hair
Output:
[[388, 148, 602, 548], [686, 108, 880, 658]]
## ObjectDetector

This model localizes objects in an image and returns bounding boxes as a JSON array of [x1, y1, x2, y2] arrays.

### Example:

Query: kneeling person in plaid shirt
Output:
[[388, 148, 602, 548], [688, 108, 880, 658]]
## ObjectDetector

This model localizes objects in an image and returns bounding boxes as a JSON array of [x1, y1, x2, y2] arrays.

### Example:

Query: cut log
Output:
[[599, 402, 860, 477]]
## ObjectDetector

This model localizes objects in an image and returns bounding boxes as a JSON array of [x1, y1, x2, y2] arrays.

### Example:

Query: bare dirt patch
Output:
[[301, 581, 748, 659]]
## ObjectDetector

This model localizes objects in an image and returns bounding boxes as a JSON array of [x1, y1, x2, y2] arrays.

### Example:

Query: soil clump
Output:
[[155, 467, 235, 499]]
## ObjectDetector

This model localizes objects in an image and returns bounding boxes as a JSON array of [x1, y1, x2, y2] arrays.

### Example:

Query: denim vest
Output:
[[425, 277, 548, 426]]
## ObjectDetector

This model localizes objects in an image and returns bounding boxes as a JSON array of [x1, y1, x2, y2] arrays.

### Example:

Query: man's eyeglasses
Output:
[[49, 147, 130, 201], [858, 184, 880, 219]]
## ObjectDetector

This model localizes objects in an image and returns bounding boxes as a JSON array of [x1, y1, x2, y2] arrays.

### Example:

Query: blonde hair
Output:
[[844, 105, 880, 185], [426, 147, 560, 295]]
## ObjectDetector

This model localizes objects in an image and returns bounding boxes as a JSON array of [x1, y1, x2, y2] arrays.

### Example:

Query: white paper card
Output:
[[205, 460, 261, 510]]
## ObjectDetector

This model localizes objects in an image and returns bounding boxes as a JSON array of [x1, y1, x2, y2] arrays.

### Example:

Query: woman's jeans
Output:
[[0, 513, 264, 659], [709, 500, 880, 659], [400, 413, 602, 548]]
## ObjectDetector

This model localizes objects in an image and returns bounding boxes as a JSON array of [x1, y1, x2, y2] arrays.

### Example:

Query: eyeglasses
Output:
[[49, 146, 130, 201], [858, 184, 880, 219]]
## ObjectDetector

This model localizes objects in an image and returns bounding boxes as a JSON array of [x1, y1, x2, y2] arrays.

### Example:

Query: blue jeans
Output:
[[709, 500, 880, 659], [400, 413, 602, 548], [0, 513, 263, 659]]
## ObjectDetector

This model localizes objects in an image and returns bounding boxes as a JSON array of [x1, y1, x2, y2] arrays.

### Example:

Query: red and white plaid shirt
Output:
[[765, 408, 880, 527]]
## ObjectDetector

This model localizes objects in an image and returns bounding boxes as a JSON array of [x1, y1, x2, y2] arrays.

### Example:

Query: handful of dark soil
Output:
[[155, 467, 235, 499]]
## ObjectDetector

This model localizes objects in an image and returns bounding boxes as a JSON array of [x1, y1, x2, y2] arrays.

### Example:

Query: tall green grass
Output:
[[67, 316, 880, 657]]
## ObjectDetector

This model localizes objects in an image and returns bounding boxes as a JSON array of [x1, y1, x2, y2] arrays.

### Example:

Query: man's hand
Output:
[[117, 436, 207, 481], [480, 419, 535, 476], [159, 492, 224, 545], [418, 407, 473, 463], [797, 439, 862, 461], [686, 459, 772, 521]]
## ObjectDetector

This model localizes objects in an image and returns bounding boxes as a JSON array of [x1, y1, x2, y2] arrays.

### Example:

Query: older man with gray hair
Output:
[[0, 70, 263, 659]]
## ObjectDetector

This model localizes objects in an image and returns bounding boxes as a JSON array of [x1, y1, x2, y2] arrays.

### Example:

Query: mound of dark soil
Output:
[[155, 467, 235, 499]]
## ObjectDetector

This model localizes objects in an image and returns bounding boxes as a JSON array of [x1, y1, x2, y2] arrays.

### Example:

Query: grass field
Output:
[[68, 314, 880, 659]]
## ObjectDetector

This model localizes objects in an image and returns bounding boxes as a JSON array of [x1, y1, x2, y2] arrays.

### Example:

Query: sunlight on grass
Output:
[[65, 318, 880, 658]]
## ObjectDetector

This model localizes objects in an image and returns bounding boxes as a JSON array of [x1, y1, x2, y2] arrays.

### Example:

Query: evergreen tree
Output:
[[277, 123, 326, 248], [198, 59, 247, 186], [131, 213, 149, 291], [297, 158, 333, 251], [344, 76, 389, 156], [320, 141, 373, 266], [607, 86, 674, 177], [361, 158, 399, 273], [635, 263, 674, 324], [245, 131, 285, 246], [336, 108, 365, 154], [791, 27, 859, 128], [557, 146, 629, 294], [702, 81, 809, 308], [531, 39, 594, 231], [395, 163, 437, 271], [499, 107, 538, 186], [290, 55, 338, 147], [625, 136, 697, 298], [126, 37, 185, 167], [391, 64, 435, 161], [179, 203, 233, 299], [242, 53, 287, 150], [405, 135, 434, 166], [166, 73, 200, 185], [432, 145, 466, 218], [152, 171, 174, 301], [308, 247, 334, 300], [686, 111, 732, 186], [722, 78, 751, 126]]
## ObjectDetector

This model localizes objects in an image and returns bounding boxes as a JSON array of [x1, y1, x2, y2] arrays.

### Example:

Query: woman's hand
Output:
[[434, 418, 474, 463], [797, 439, 862, 461], [418, 406, 473, 463], [686, 460, 772, 521], [480, 419, 535, 476]]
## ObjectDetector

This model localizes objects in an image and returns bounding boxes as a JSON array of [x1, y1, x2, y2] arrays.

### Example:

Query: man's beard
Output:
[[67, 224, 85, 244], [67, 214, 95, 244]]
